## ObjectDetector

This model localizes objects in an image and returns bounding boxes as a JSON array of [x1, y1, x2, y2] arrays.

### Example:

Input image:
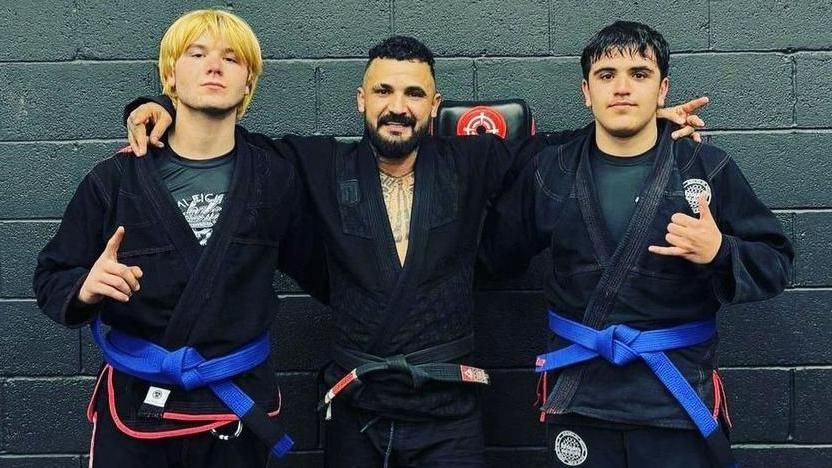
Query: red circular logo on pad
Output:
[[456, 106, 508, 139]]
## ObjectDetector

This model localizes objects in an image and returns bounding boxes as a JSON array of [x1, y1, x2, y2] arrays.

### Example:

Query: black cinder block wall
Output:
[[1, 2, 829, 467]]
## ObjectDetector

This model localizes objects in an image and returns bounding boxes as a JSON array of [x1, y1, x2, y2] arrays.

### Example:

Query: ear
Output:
[[164, 71, 176, 91], [581, 79, 591, 108], [163, 58, 177, 90], [657, 76, 669, 107], [356, 86, 365, 113], [430, 92, 442, 118]]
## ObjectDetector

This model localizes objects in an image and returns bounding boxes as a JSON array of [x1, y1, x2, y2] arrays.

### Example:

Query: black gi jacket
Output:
[[33, 134, 322, 432], [480, 121, 794, 429]]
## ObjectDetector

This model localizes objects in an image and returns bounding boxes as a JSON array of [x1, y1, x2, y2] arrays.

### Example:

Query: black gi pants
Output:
[[324, 402, 485, 468], [547, 419, 718, 468], [89, 397, 271, 468]]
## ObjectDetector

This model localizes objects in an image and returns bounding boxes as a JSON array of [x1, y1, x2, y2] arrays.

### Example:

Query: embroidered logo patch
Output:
[[143, 386, 171, 408], [339, 179, 361, 205], [460, 365, 490, 384], [554, 430, 588, 466], [683, 178, 712, 214]]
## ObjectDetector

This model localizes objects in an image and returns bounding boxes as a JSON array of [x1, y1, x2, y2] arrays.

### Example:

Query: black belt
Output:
[[321, 335, 489, 417]]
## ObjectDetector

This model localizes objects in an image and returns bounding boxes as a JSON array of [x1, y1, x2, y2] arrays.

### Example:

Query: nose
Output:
[[388, 92, 406, 114], [613, 75, 630, 95], [206, 53, 224, 75]]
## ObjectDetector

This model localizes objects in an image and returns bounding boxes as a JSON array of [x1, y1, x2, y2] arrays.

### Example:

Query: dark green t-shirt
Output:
[[590, 141, 657, 245], [157, 146, 235, 246]]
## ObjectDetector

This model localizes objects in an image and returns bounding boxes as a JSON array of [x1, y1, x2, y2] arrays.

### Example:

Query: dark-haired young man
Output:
[[480, 21, 793, 468], [122, 35, 706, 466]]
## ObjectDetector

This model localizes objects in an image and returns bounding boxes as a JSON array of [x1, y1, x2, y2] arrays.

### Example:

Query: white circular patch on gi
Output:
[[554, 430, 588, 466], [683, 178, 712, 214]]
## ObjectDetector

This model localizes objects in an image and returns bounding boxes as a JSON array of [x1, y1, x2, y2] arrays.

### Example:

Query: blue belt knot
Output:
[[159, 346, 204, 390], [596, 324, 641, 365]]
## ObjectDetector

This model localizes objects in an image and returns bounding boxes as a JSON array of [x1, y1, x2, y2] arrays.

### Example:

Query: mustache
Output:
[[378, 113, 417, 127]]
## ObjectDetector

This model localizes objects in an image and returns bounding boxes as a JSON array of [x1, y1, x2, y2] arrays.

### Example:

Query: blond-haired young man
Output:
[[33, 9, 319, 467]]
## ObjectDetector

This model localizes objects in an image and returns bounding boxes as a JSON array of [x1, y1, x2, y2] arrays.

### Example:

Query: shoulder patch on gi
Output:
[[683, 178, 712, 214], [554, 430, 588, 466], [339, 179, 361, 206]]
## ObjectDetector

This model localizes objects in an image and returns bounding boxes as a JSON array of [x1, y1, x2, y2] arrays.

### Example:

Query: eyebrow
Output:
[[405, 86, 427, 95], [186, 43, 238, 55], [593, 67, 616, 76], [372, 84, 428, 94], [593, 65, 656, 76]]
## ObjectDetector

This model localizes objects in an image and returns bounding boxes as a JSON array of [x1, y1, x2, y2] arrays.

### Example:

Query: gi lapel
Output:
[[357, 139, 403, 284], [136, 132, 252, 348], [136, 149, 203, 274], [550, 122, 676, 409], [364, 138, 435, 355]]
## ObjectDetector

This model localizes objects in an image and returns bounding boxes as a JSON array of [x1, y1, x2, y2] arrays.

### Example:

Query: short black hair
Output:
[[580, 21, 670, 80], [366, 35, 435, 78]]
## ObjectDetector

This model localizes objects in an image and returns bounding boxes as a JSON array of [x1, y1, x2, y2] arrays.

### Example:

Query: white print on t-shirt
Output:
[[177, 192, 225, 246]]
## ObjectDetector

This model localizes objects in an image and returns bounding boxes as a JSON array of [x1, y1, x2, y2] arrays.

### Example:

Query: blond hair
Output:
[[158, 9, 263, 120]]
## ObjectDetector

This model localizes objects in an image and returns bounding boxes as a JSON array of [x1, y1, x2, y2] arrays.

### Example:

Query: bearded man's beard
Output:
[[366, 112, 429, 160]]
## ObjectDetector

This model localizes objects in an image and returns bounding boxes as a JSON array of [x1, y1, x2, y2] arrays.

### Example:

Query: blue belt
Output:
[[537, 310, 736, 467], [90, 318, 293, 458]]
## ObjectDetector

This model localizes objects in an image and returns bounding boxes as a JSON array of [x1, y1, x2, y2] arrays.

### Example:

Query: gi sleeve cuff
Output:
[[62, 272, 100, 328]]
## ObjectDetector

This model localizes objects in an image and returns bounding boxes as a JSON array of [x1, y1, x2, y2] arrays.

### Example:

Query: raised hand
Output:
[[126, 103, 173, 156], [78, 227, 143, 304], [658, 96, 709, 143], [648, 194, 722, 264]]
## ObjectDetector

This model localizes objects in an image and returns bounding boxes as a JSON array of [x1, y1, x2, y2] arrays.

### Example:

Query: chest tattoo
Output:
[[379, 170, 415, 265]]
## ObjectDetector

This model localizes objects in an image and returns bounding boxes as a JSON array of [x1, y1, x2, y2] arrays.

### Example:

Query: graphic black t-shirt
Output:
[[157, 146, 235, 246], [590, 141, 657, 245]]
